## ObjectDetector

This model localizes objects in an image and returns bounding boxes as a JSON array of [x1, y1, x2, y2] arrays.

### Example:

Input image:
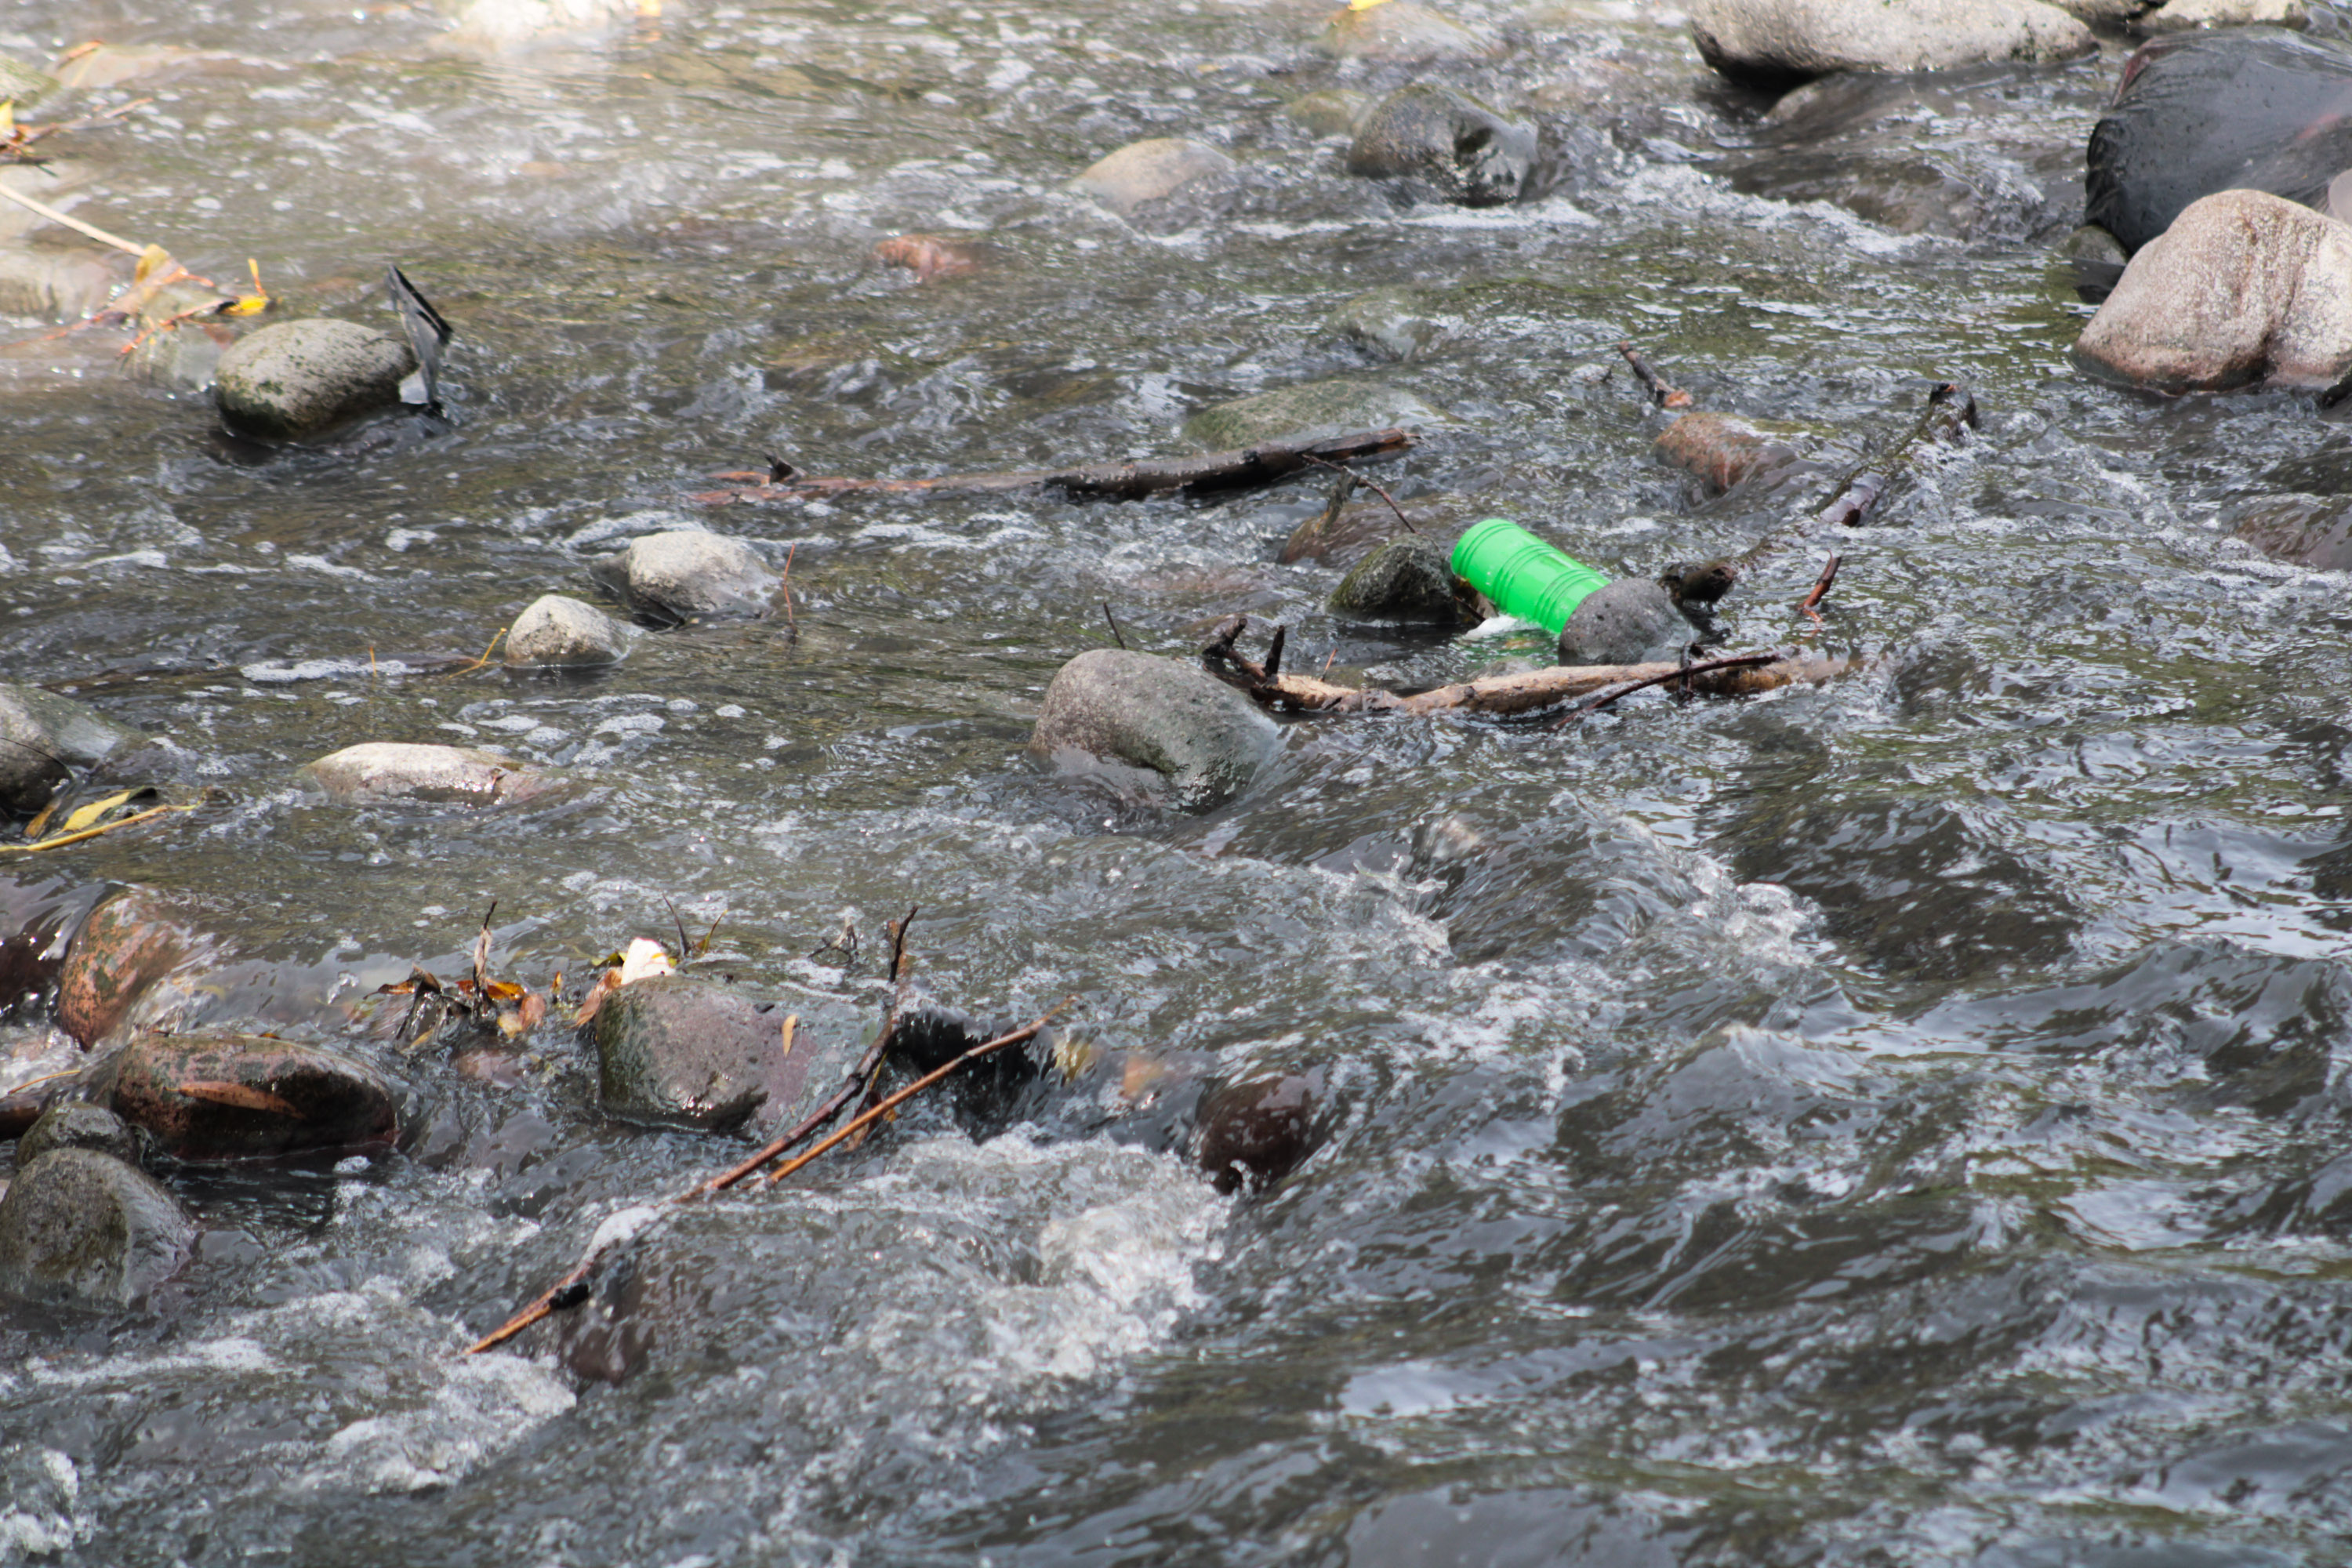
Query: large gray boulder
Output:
[[1029, 650, 1280, 807], [590, 529, 779, 623], [2074, 190, 2352, 396], [1069, 139, 1236, 217], [1328, 538, 1472, 624], [1182, 379, 1438, 450], [505, 593, 628, 668], [0, 682, 145, 817], [0, 1149, 194, 1307], [213, 318, 418, 441], [1687, 0, 2093, 84], [300, 741, 564, 806], [1555, 579, 1693, 666], [591, 975, 802, 1133], [1347, 85, 1537, 208]]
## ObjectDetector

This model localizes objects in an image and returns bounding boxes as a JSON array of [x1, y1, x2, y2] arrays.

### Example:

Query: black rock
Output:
[[2088, 28, 2352, 256], [1192, 1072, 1323, 1195], [1347, 85, 1537, 207], [15, 1104, 136, 1167], [1328, 538, 1473, 624]]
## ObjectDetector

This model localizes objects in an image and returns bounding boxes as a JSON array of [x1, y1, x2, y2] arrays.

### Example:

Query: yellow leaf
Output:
[[0, 102, 15, 136], [133, 243, 172, 284], [59, 789, 139, 835], [224, 256, 270, 317]]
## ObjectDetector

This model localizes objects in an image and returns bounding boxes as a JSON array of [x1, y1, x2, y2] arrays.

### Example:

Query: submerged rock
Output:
[[1316, 1, 1496, 61], [300, 741, 563, 806], [1281, 488, 1479, 567], [1655, 412, 1813, 496], [2229, 495, 2352, 570], [1282, 89, 1370, 139], [1069, 139, 1236, 217], [0, 244, 120, 321], [0, 1149, 194, 1307], [591, 975, 800, 1133], [0, 682, 146, 818], [2088, 29, 2352, 259], [1192, 1072, 1322, 1194], [15, 1105, 138, 1167], [2073, 190, 2352, 396], [1029, 650, 1280, 808], [1347, 85, 1537, 207], [1687, 0, 2092, 85], [1330, 285, 1457, 362], [1328, 538, 1472, 623], [505, 593, 628, 668], [56, 887, 210, 1047], [94, 1031, 401, 1162], [590, 529, 779, 624], [1182, 379, 1438, 449], [213, 318, 418, 441]]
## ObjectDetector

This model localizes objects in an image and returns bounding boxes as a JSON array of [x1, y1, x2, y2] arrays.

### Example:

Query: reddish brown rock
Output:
[[94, 1031, 401, 1163], [1655, 412, 1810, 495], [56, 887, 218, 1047], [873, 234, 979, 282], [1192, 1071, 1323, 1195]]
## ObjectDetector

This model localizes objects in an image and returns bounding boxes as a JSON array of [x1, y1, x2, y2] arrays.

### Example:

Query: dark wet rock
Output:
[[1316, 1, 1496, 61], [505, 593, 628, 668], [16, 1105, 137, 1167], [1346, 85, 1537, 207], [1182, 379, 1438, 449], [2089, 30, 2352, 259], [2228, 495, 2352, 569], [0, 1149, 194, 1306], [592, 975, 800, 1133], [2073, 190, 2352, 396], [1192, 1072, 1322, 1194], [1069, 138, 1236, 217], [1656, 412, 1812, 497], [1687, 0, 2092, 85], [590, 528, 779, 624], [888, 1000, 1052, 1131], [56, 887, 210, 1047], [0, 877, 108, 1022], [0, 244, 119, 321], [1281, 89, 1370, 138], [1555, 579, 1694, 666], [0, 682, 146, 818], [1280, 489, 1479, 567], [213, 318, 418, 441], [93, 1031, 401, 1163], [300, 741, 563, 806], [1028, 649, 1280, 808], [1328, 538, 1472, 624], [1330, 285, 1456, 362]]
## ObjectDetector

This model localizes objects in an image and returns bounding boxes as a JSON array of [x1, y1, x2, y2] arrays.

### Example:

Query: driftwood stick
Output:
[[691, 428, 1417, 506], [1298, 452, 1418, 535], [1549, 652, 1781, 728], [764, 1004, 1072, 1185], [1798, 553, 1841, 629], [1618, 341, 1693, 410]]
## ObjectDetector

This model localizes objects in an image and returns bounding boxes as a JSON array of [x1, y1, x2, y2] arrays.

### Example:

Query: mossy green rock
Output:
[[1182, 379, 1438, 450], [0, 1149, 194, 1306], [1282, 89, 1371, 138], [1328, 538, 1472, 623], [214, 318, 417, 441]]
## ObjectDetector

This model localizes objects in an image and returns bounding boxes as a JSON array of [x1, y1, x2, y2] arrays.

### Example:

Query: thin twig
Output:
[[1548, 652, 1780, 728], [0, 181, 145, 255], [1102, 601, 1127, 651], [779, 541, 797, 629], [0, 802, 201, 855], [1298, 452, 1418, 535], [1617, 341, 1693, 410], [765, 1003, 1071, 1185], [1798, 553, 1841, 630]]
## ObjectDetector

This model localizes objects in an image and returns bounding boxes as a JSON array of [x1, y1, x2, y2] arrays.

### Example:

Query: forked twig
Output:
[[1298, 452, 1418, 535], [1548, 652, 1780, 728]]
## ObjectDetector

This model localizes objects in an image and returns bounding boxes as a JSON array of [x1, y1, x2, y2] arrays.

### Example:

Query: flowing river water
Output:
[[7, 1, 2352, 1563]]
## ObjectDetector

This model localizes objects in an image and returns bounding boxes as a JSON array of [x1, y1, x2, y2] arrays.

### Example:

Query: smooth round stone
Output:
[[0, 1149, 194, 1307], [213, 318, 418, 441], [2073, 190, 2352, 395], [299, 742, 563, 806], [1655, 412, 1812, 495], [95, 1031, 401, 1163], [1555, 579, 1692, 666], [0, 681, 145, 817], [1347, 85, 1537, 207], [592, 530, 779, 623], [1192, 1072, 1322, 1195], [1069, 138, 1236, 216], [506, 593, 628, 668], [1181, 379, 1439, 450], [592, 975, 803, 1133], [1687, 0, 2093, 85], [1316, 1, 1496, 61], [1028, 649, 1280, 808], [15, 1105, 138, 1167]]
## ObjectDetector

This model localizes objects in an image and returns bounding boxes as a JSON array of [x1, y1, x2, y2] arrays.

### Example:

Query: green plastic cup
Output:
[[1449, 517, 1610, 635]]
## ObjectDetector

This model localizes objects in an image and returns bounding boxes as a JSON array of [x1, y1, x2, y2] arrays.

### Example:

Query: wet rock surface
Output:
[[212, 318, 418, 441], [1555, 577, 1697, 665], [1069, 138, 1236, 217], [0, 1149, 194, 1307], [300, 741, 561, 805], [1181, 379, 1437, 448], [1327, 537, 1471, 623], [2229, 495, 2352, 569], [504, 593, 628, 668], [590, 975, 803, 1132], [1346, 85, 1537, 207], [590, 528, 779, 624], [1028, 649, 1281, 808], [0, 684, 146, 818], [0, 244, 121, 321], [1655, 411, 1812, 496], [1192, 1072, 1321, 1194], [93, 1031, 401, 1163], [1688, 0, 2093, 85], [2073, 190, 2352, 395], [2088, 28, 2352, 257], [1316, 1, 1494, 61], [15, 1105, 139, 1167], [56, 887, 210, 1047]]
